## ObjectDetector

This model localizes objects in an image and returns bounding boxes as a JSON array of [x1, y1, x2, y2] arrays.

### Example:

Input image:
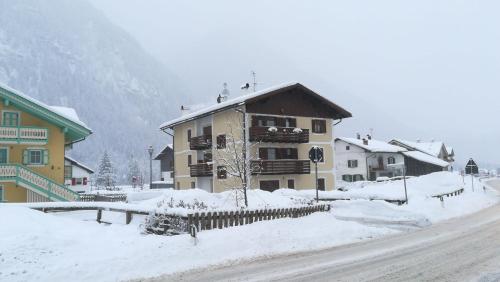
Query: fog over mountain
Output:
[[0, 0, 187, 181], [91, 0, 500, 169]]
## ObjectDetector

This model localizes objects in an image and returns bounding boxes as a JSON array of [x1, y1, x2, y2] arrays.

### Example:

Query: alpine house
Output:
[[160, 82, 352, 192], [0, 83, 92, 202]]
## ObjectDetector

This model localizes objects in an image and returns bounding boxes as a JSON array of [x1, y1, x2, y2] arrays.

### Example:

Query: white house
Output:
[[64, 156, 94, 193], [335, 136, 407, 182]]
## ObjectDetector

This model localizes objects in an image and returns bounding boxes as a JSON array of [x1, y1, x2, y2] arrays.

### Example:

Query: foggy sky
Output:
[[90, 0, 500, 168]]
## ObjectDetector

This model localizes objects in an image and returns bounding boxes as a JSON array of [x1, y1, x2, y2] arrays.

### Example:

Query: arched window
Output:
[[388, 156, 396, 165]]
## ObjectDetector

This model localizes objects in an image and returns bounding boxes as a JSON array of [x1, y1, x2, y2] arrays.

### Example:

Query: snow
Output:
[[0, 82, 91, 130], [402, 151, 449, 167], [159, 82, 298, 129], [392, 139, 445, 157], [337, 137, 407, 153], [0, 172, 498, 281]]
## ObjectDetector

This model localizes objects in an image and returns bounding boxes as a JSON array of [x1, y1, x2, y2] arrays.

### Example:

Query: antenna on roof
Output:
[[251, 71, 257, 92]]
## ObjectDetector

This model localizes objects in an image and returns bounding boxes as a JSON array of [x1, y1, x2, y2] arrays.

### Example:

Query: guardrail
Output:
[[251, 160, 311, 175], [431, 187, 464, 202], [0, 164, 80, 201], [249, 126, 309, 143]]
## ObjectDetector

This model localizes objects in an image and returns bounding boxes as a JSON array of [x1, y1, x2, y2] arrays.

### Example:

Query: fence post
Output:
[[218, 212, 223, 229], [206, 212, 212, 230], [229, 211, 234, 227], [96, 209, 102, 223], [188, 214, 193, 230], [125, 211, 132, 224], [223, 211, 229, 227]]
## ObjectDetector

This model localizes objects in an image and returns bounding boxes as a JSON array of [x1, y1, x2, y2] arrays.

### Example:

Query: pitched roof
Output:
[[391, 139, 445, 157], [154, 144, 173, 160], [402, 151, 449, 167], [160, 82, 352, 130], [336, 137, 407, 153], [65, 156, 94, 173], [0, 82, 92, 144]]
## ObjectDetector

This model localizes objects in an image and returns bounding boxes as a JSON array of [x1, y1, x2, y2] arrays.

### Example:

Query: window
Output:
[[0, 148, 8, 164], [2, 111, 19, 127], [191, 182, 196, 189], [342, 175, 353, 182], [64, 165, 73, 180], [312, 119, 326, 133], [188, 155, 192, 166], [216, 134, 226, 149], [348, 160, 358, 168], [260, 180, 280, 192], [388, 157, 396, 165], [267, 148, 277, 160], [176, 182, 180, 189], [0, 186, 3, 202], [259, 148, 298, 160], [287, 179, 295, 189], [353, 174, 365, 182], [317, 178, 326, 191], [23, 149, 47, 165], [346, 146, 350, 151], [187, 129, 192, 142], [217, 166, 227, 179]]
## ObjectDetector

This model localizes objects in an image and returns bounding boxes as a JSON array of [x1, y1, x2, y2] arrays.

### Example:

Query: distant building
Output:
[[153, 144, 174, 188], [64, 156, 94, 193], [388, 139, 450, 176], [335, 136, 407, 182]]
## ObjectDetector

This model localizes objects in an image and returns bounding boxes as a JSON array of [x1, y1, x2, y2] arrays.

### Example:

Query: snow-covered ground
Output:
[[0, 172, 498, 282]]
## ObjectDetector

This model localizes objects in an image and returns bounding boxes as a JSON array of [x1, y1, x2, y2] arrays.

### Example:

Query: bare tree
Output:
[[214, 115, 262, 207]]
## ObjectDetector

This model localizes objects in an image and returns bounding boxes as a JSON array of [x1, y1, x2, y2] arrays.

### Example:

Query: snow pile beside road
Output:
[[0, 205, 394, 282]]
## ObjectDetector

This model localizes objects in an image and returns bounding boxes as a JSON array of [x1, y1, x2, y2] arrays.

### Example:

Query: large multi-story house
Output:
[[160, 82, 352, 192], [0, 83, 92, 203]]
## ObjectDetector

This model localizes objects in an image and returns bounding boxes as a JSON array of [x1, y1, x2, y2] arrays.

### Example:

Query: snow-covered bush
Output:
[[292, 127, 303, 133], [268, 126, 278, 132]]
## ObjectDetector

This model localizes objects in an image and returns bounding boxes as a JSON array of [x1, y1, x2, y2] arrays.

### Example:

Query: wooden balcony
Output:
[[190, 163, 213, 177], [251, 160, 310, 175], [0, 126, 48, 144], [249, 126, 309, 143], [189, 135, 212, 150]]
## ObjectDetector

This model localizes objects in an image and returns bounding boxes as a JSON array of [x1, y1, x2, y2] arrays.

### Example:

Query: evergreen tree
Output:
[[96, 151, 116, 190], [127, 154, 142, 188]]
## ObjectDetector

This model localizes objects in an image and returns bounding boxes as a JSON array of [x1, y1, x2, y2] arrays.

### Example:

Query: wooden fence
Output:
[[78, 194, 127, 202], [149, 204, 330, 235]]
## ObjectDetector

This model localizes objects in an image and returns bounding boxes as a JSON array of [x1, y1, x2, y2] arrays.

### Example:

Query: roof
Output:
[[154, 144, 173, 160], [65, 156, 95, 173], [391, 139, 445, 157], [336, 137, 407, 153], [446, 146, 454, 156], [0, 82, 92, 144], [402, 151, 449, 167], [160, 82, 352, 130]]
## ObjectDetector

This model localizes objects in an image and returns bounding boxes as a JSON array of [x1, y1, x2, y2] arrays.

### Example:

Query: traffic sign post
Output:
[[309, 147, 324, 202], [465, 158, 478, 192]]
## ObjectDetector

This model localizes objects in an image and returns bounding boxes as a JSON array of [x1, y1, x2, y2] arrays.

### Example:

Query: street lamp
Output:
[[148, 145, 154, 189]]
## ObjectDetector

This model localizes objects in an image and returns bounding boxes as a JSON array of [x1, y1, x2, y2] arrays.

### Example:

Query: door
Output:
[[260, 180, 280, 192], [0, 148, 8, 164], [0, 185, 3, 202]]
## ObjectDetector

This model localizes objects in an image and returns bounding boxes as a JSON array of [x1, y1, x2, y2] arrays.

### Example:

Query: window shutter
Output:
[[277, 118, 286, 127], [43, 150, 49, 165], [83, 177, 88, 185], [22, 150, 28, 165], [291, 148, 298, 159], [251, 116, 258, 126], [259, 148, 268, 160], [71, 178, 76, 185]]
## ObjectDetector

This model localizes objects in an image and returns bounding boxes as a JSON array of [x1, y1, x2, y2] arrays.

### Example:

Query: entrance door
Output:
[[260, 180, 280, 192], [0, 185, 3, 202], [0, 148, 8, 164]]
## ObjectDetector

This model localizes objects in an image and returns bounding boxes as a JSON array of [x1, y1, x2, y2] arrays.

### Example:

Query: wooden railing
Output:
[[0, 164, 80, 201], [251, 160, 310, 175], [189, 135, 212, 150], [249, 126, 309, 143], [0, 126, 48, 144], [190, 163, 213, 177]]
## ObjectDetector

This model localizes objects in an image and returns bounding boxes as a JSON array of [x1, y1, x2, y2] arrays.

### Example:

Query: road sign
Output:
[[465, 159, 478, 175], [309, 147, 324, 163]]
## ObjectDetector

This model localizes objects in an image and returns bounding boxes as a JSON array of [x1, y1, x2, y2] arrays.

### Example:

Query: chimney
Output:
[[367, 134, 372, 140], [356, 133, 361, 140], [180, 105, 191, 116], [362, 138, 368, 145], [217, 82, 230, 103]]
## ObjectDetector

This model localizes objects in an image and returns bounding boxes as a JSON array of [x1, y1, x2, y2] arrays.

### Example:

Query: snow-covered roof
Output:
[[402, 151, 449, 168], [336, 137, 407, 153], [0, 82, 91, 131], [391, 139, 445, 157], [160, 82, 352, 129], [65, 156, 94, 173], [154, 144, 173, 160]]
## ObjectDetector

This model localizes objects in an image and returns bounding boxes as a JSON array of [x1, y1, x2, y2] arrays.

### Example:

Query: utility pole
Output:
[[148, 145, 154, 189]]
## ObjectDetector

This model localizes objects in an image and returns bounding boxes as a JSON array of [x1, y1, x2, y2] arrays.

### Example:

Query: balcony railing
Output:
[[249, 127, 309, 143], [190, 163, 213, 177], [251, 160, 311, 175], [190, 135, 212, 150], [0, 126, 48, 144]]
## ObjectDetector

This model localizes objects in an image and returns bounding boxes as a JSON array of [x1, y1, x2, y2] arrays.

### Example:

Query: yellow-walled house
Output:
[[0, 83, 92, 203], [160, 82, 352, 193]]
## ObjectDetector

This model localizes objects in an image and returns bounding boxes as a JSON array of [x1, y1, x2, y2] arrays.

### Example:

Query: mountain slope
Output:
[[0, 0, 185, 182]]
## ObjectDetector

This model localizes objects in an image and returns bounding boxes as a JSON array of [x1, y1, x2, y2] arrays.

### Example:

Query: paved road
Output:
[[158, 180, 500, 282]]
